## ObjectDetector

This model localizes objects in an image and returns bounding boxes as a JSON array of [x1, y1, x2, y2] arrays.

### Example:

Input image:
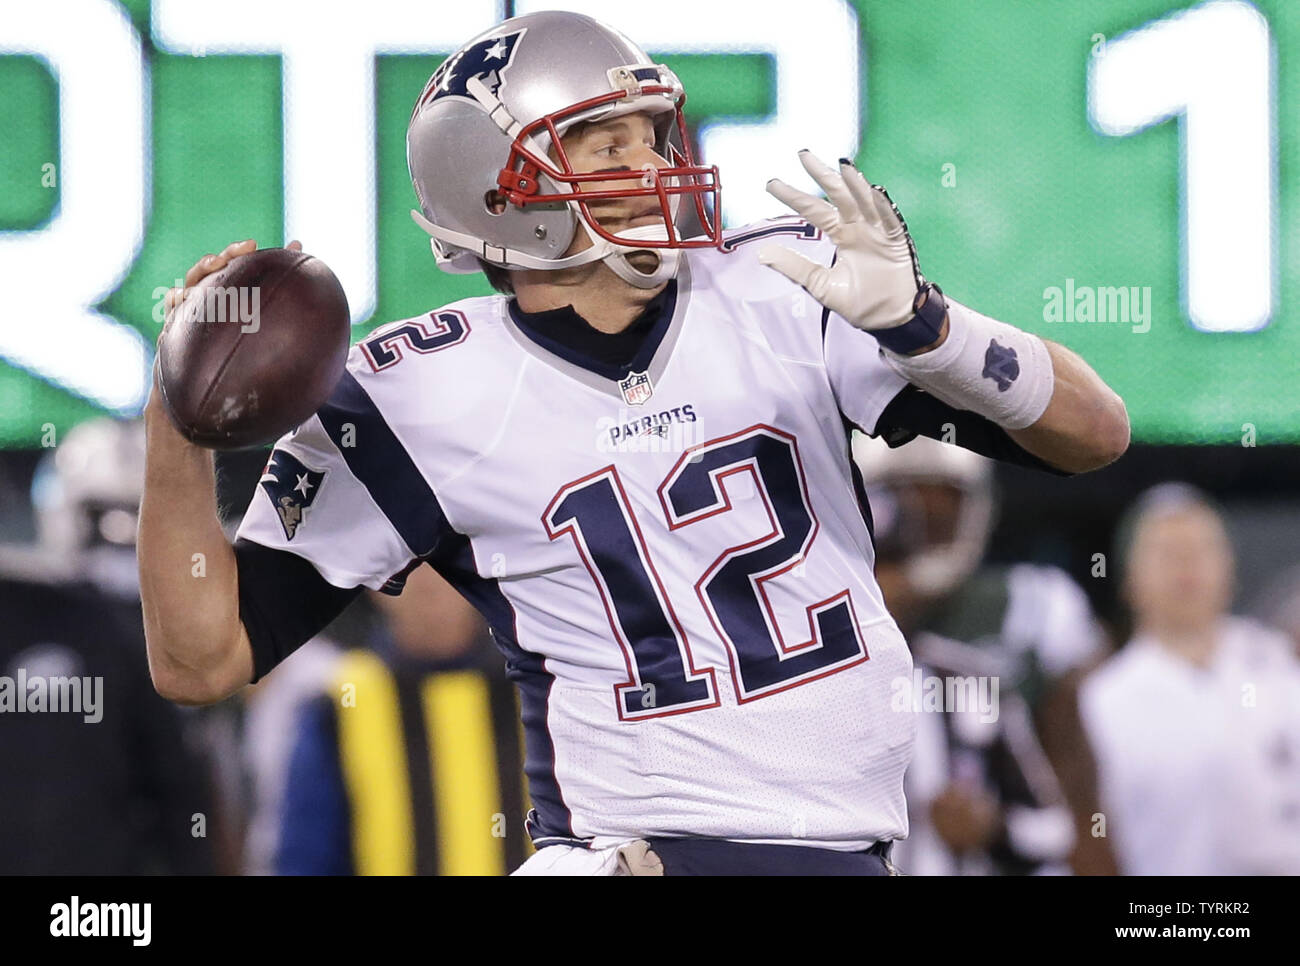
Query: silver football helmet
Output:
[[853, 432, 996, 598], [407, 11, 721, 289]]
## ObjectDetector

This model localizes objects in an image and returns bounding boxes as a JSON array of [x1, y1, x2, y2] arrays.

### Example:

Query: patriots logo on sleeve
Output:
[[422, 30, 525, 110], [259, 452, 325, 541]]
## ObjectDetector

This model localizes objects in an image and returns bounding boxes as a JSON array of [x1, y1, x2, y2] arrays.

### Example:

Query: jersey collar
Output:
[[501, 259, 693, 400], [506, 279, 677, 382]]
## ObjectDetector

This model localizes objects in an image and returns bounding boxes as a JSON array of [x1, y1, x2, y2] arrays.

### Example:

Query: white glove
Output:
[[760, 150, 925, 332]]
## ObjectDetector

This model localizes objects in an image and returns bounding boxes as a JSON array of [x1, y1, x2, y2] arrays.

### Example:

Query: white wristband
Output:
[[878, 296, 1054, 431]]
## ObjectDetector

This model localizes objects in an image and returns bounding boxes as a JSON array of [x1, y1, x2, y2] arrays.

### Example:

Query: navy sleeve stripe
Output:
[[316, 370, 452, 557], [873, 384, 1072, 476]]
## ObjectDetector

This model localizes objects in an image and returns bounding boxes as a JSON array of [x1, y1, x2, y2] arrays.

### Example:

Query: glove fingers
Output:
[[766, 178, 840, 234], [758, 243, 829, 299], [870, 182, 908, 238], [798, 150, 859, 222], [839, 162, 884, 231], [868, 182, 925, 283]]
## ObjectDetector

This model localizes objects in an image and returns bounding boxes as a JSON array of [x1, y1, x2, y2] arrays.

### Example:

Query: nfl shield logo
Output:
[[618, 370, 654, 406]]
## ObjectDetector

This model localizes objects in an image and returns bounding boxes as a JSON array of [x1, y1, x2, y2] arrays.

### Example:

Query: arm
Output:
[[139, 238, 302, 705], [139, 380, 254, 705], [762, 152, 1129, 475], [141, 403, 361, 704], [1006, 340, 1129, 474], [899, 307, 1128, 474], [898, 295, 1128, 473], [1038, 670, 1121, 875]]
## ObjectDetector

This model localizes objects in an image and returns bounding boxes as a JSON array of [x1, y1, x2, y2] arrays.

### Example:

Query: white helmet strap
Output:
[[591, 221, 680, 289]]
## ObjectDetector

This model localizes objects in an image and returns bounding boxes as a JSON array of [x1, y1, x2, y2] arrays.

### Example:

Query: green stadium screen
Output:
[[1, 0, 1295, 445]]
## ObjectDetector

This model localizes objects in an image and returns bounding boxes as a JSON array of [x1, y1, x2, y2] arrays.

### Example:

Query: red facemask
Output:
[[494, 81, 722, 253]]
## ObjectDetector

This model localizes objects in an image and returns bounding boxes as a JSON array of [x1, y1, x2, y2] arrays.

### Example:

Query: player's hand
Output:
[[149, 238, 302, 415], [159, 238, 303, 338], [929, 782, 1001, 853], [760, 150, 923, 331]]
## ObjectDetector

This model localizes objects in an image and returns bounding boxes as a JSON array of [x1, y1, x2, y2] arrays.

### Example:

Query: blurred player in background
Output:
[[0, 419, 214, 874], [855, 433, 1096, 875], [275, 563, 530, 875], [1080, 483, 1300, 875]]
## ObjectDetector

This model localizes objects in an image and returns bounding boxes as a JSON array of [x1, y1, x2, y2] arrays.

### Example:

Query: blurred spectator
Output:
[[855, 433, 1098, 875], [0, 419, 214, 874], [275, 563, 531, 875], [1079, 483, 1300, 874]]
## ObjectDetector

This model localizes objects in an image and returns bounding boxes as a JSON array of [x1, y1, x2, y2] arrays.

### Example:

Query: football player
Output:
[[853, 433, 1103, 875], [139, 11, 1128, 875]]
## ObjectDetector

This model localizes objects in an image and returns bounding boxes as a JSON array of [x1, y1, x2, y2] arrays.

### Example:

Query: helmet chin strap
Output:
[[588, 222, 681, 289], [410, 207, 683, 287]]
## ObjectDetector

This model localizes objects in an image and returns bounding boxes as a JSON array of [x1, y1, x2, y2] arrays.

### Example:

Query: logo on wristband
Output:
[[982, 339, 1020, 392]]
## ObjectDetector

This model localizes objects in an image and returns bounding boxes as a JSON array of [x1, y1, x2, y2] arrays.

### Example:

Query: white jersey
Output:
[[237, 218, 918, 849], [1080, 616, 1300, 875]]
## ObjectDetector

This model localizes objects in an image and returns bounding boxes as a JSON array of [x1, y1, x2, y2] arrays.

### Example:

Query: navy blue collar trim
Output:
[[505, 279, 678, 382]]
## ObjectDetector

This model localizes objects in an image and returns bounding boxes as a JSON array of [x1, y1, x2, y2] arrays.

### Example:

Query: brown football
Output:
[[157, 247, 351, 450]]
